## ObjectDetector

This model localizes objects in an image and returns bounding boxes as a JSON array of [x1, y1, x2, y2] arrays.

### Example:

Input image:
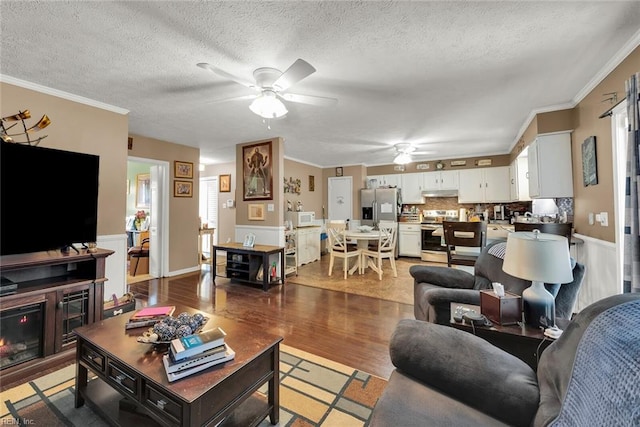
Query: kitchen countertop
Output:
[[432, 224, 583, 245]]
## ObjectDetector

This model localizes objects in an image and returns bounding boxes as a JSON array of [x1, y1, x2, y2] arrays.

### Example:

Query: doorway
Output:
[[328, 177, 353, 222], [199, 176, 219, 261], [126, 158, 170, 282]]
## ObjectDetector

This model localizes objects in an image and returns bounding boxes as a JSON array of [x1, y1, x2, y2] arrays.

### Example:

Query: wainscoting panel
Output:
[[573, 234, 618, 312], [235, 225, 285, 247], [96, 234, 127, 299]]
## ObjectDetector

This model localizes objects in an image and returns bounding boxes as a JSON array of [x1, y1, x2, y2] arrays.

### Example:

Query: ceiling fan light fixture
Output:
[[394, 152, 412, 165], [249, 90, 288, 119]]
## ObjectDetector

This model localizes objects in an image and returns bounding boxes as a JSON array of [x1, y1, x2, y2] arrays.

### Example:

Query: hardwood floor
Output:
[[1, 262, 415, 391], [130, 265, 414, 379]]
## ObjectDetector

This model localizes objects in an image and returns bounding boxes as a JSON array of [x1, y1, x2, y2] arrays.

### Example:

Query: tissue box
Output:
[[480, 290, 521, 325]]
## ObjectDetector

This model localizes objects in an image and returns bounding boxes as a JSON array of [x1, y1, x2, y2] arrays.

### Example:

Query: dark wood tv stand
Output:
[[0, 248, 114, 388]]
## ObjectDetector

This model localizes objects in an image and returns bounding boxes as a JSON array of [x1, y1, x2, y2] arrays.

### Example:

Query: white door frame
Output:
[[611, 100, 628, 293], [128, 156, 170, 277]]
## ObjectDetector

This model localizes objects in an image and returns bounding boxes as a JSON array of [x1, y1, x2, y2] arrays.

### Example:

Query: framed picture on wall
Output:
[[582, 136, 598, 186], [335, 167, 343, 177], [174, 161, 194, 179], [174, 180, 193, 197], [136, 173, 151, 208], [243, 141, 273, 201], [248, 203, 265, 220], [219, 174, 231, 192]]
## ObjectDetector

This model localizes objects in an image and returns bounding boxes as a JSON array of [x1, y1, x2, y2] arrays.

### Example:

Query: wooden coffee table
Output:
[[74, 305, 283, 426], [450, 303, 568, 370]]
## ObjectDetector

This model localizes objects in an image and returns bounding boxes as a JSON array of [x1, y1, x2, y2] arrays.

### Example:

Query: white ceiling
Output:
[[1, 1, 639, 167]]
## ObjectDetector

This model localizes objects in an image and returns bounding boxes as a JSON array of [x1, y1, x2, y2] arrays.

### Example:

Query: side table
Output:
[[450, 303, 568, 371]]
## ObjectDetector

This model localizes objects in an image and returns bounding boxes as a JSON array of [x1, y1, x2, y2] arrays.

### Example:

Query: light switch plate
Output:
[[588, 213, 594, 225], [600, 212, 609, 226], [268, 204, 274, 212]]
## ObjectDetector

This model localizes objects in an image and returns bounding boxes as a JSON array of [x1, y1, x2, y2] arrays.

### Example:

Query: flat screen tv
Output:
[[1, 142, 100, 256]]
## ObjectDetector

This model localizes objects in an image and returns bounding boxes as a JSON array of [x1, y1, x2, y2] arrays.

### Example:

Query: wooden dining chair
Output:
[[442, 221, 487, 268], [327, 223, 362, 279], [128, 237, 150, 276], [362, 226, 398, 280], [514, 222, 573, 248]]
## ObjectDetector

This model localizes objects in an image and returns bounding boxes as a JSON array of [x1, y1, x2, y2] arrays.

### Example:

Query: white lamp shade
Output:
[[249, 91, 288, 119], [502, 231, 573, 284]]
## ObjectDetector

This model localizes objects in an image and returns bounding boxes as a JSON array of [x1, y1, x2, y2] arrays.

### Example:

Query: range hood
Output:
[[421, 189, 459, 198]]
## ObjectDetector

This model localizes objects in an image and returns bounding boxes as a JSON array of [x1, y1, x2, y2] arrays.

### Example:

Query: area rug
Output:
[[0, 344, 386, 426], [287, 255, 420, 305]]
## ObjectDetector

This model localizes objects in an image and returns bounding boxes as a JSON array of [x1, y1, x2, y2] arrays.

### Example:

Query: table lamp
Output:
[[502, 231, 573, 329]]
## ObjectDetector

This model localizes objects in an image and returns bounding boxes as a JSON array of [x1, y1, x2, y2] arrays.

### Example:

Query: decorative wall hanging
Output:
[[219, 174, 231, 192], [174, 180, 193, 197], [1, 109, 51, 145], [309, 175, 315, 192], [174, 161, 194, 179], [284, 177, 301, 194], [582, 136, 598, 186], [335, 167, 343, 177], [243, 141, 273, 201], [136, 173, 151, 208], [248, 203, 265, 220]]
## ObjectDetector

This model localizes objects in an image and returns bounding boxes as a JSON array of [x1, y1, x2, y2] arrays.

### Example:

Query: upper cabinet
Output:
[[528, 132, 573, 198], [458, 167, 511, 203], [423, 170, 459, 191], [401, 172, 425, 203], [510, 154, 531, 201], [366, 174, 401, 189]]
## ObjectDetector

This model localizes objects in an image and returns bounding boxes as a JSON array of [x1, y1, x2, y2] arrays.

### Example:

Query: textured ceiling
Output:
[[1, 1, 639, 167]]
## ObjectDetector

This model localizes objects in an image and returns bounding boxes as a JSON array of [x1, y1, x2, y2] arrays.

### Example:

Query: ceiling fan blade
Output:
[[273, 59, 315, 91], [197, 63, 256, 89], [279, 93, 338, 106], [204, 94, 257, 104]]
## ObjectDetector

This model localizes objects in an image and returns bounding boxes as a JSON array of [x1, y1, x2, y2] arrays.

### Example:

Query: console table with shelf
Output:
[[212, 243, 285, 291], [0, 248, 114, 387]]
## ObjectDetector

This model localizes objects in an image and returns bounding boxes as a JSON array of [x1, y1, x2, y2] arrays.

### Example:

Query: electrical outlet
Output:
[[588, 213, 594, 225], [222, 203, 227, 209], [268, 204, 274, 212], [600, 212, 609, 226]]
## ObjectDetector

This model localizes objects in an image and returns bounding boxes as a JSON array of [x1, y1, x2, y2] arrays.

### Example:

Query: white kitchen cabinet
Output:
[[510, 155, 531, 201], [423, 170, 459, 191], [400, 173, 425, 203], [528, 132, 573, 198], [367, 174, 401, 189], [296, 226, 321, 266], [458, 167, 511, 203], [398, 223, 421, 257]]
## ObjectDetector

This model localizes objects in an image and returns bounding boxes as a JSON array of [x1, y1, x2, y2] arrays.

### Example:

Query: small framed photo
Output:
[[242, 233, 256, 248], [174, 161, 194, 179], [174, 180, 193, 197], [336, 167, 343, 177], [248, 203, 265, 220], [219, 174, 231, 192]]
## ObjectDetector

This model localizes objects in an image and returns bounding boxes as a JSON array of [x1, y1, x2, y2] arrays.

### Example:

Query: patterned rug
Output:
[[0, 344, 386, 426]]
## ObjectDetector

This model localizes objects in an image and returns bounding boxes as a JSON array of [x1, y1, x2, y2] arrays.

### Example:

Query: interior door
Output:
[[328, 177, 353, 222]]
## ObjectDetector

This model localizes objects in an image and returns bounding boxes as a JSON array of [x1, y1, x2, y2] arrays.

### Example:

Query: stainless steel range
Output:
[[421, 210, 458, 263]]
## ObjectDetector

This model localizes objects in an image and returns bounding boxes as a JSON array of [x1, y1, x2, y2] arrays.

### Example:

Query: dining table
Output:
[[344, 229, 384, 276]]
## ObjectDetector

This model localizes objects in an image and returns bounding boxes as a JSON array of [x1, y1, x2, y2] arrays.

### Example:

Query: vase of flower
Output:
[[134, 210, 147, 230]]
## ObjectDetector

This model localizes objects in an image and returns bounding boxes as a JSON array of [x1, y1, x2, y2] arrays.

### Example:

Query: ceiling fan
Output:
[[197, 59, 337, 121], [393, 143, 434, 164]]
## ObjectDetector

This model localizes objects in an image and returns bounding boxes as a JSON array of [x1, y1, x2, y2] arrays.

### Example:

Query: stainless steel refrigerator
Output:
[[360, 188, 401, 227]]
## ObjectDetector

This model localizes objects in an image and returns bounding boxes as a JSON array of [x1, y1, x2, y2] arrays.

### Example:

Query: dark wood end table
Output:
[[450, 303, 568, 371], [75, 305, 283, 426]]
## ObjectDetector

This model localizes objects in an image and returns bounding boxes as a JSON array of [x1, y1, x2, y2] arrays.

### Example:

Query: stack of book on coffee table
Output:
[[162, 327, 235, 382], [125, 305, 175, 329]]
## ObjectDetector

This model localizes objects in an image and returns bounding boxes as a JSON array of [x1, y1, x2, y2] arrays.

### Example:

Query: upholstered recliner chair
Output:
[[369, 293, 640, 426], [411, 241, 585, 325]]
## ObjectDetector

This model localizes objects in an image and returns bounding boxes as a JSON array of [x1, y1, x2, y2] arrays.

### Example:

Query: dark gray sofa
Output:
[[411, 241, 585, 325], [369, 293, 640, 426]]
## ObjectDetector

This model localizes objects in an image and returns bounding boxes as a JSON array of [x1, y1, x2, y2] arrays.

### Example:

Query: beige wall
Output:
[[128, 134, 200, 271], [570, 45, 640, 242], [283, 159, 324, 217], [1, 82, 128, 236]]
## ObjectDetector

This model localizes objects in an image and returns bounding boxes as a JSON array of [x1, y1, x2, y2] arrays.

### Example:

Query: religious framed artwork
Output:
[[242, 141, 273, 201], [174, 160, 194, 179], [582, 136, 598, 186], [219, 174, 231, 192]]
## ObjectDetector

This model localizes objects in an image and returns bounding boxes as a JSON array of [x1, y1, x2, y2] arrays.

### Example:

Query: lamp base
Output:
[[523, 281, 555, 329]]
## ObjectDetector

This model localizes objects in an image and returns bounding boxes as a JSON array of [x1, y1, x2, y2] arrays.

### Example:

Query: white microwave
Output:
[[287, 211, 315, 227]]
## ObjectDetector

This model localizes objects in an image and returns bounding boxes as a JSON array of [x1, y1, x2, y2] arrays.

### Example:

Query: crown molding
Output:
[[509, 101, 576, 151], [283, 155, 324, 169], [0, 74, 129, 115]]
